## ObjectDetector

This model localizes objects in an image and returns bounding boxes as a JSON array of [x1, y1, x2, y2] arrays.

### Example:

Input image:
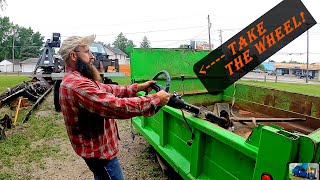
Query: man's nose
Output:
[[89, 53, 95, 60]]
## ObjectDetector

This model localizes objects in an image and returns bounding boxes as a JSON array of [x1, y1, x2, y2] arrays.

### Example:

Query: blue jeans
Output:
[[83, 157, 124, 180]]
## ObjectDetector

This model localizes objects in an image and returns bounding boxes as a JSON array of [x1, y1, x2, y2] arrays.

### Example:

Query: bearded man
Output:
[[58, 35, 170, 180]]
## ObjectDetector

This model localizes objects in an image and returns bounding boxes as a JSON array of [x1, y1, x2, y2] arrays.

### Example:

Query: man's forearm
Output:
[[137, 84, 145, 92], [99, 83, 138, 98], [74, 87, 160, 119]]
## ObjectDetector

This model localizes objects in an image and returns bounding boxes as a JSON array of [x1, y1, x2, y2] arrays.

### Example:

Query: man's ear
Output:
[[69, 52, 77, 62]]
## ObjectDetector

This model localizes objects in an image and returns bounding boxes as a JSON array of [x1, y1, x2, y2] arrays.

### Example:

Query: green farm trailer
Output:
[[130, 48, 320, 180]]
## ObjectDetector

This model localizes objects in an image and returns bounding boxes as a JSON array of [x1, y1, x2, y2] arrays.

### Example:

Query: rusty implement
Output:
[[0, 80, 51, 108], [230, 117, 306, 123], [23, 85, 53, 123], [13, 98, 22, 126], [0, 114, 12, 129], [0, 114, 12, 140]]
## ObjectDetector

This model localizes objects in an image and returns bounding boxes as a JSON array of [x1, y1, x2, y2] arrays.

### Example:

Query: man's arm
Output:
[[73, 81, 160, 119], [98, 82, 139, 98]]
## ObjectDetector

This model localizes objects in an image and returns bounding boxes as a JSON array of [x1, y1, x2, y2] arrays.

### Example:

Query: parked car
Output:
[[299, 74, 314, 79], [267, 71, 277, 75], [252, 69, 263, 73]]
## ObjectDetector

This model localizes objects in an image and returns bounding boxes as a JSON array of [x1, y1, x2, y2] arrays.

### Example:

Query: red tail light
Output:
[[261, 173, 273, 180]]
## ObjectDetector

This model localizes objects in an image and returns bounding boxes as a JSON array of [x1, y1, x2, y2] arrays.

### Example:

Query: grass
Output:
[[0, 97, 67, 178], [238, 80, 320, 97], [110, 76, 131, 85], [0, 75, 67, 178], [0, 75, 31, 93]]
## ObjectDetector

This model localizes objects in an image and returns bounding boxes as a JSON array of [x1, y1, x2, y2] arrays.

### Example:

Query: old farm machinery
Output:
[[0, 33, 124, 128]]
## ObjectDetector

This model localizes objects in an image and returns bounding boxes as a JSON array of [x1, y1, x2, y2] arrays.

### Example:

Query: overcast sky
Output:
[[1, 0, 320, 63]]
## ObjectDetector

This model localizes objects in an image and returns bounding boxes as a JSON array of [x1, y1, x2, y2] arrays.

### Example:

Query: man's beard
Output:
[[75, 57, 101, 82]]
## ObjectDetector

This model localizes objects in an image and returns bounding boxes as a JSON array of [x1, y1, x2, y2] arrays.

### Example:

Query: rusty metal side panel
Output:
[[223, 84, 320, 133]]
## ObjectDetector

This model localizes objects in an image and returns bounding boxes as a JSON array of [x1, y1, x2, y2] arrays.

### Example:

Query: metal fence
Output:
[[0, 72, 32, 76]]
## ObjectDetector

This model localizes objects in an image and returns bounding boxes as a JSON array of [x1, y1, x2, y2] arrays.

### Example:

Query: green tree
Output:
[[112, 32, 128, 53], [140, 36, 151, 48], [126, 40, 136, 57], [254, 63, 266, 71], [0, 16, 44, 61], [179, 44, 190, 48], [15, 27, 44, 59], [256, 64, 266, 71], [0, 16, 14, 61], [289, 60, 303, 64], [127, 40, 135, 49], [112, 32, 136, 57]]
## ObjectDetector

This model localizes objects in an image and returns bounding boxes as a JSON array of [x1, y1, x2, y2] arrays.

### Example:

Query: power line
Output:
[[132, 37, 214, 45], [112, 25, 206, 36], [132, 39, 198, 44], [39, 25, 207, 38], [1, 25, 207, 40], [154, 39, 191, 47], [191, 28, 207, 40], [64, 15, 206, 29], [153, 27, 214, 47], [0, 45, 43, 49], [272, 52, 320, 55]]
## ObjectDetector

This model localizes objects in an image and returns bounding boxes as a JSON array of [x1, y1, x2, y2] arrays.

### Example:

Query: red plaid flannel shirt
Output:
[[59, 67, 160, 159]]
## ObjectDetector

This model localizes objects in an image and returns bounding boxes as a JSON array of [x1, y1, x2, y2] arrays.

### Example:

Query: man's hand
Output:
[[156, 90, 170, 106], [138, 80, 156, 92]]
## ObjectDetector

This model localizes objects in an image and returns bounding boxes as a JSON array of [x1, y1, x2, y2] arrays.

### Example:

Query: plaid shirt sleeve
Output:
[[73, 80, 160, 119], [98, 82, 138, 98]]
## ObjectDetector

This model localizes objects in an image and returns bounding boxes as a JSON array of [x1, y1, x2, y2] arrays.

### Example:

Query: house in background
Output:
[[20, 58, 39, 72], [0, 59, 22, 72], [274, 62, 320, 80], [0, 60, 13, 72], [104, 46, 129, 65]]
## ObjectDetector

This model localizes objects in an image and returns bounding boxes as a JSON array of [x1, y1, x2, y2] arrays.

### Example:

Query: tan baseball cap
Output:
[[59, 35, 96, 61]]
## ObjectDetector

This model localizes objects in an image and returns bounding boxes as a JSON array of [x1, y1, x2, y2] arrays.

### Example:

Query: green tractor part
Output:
[[130, 48, 320, 180]]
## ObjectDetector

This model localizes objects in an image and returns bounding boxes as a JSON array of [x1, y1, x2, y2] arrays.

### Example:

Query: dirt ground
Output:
[[31, 119, 167, 180], [2, 93, 168, 180]]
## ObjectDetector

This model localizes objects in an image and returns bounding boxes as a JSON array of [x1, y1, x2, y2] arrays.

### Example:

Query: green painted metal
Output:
[[309, 129, 320, 162], [130, 48, 320, 180], [131, 48, 210, 94]]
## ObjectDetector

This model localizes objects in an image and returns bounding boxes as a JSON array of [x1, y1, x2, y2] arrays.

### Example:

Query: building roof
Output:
[[105, 45, 127, 56], [20, 58, 39, 64], [0, 60, 13, 65], [4, 59, 23, 65], [112, 47, 127, 55], [274, 63, 320, 70]]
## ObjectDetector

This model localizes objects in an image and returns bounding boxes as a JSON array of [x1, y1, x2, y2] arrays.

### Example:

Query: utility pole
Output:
[[12, 28, 16, 72], [219, 30, 223, 45], [306, 28, 309, 83], [207, 15, 212, 51]]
